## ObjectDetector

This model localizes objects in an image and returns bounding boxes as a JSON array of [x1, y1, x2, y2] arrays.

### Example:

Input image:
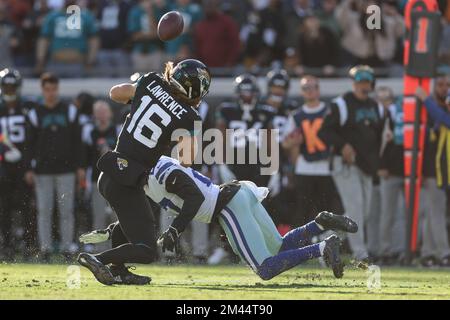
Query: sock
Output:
[[258, 243, 322, 280], [95, 243, 156, 265], [279, 221, 324, 252]]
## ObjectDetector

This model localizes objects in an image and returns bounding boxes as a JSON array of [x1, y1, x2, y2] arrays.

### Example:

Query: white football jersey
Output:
[[144, 156, 220, 224]]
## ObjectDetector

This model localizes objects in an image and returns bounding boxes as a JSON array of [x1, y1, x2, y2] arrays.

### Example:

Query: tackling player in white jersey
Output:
[[80, 156, 358, 284]]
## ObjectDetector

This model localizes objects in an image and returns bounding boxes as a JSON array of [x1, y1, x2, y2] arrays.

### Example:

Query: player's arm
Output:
[[166, 170, 205, 233], [158, 169, 205, 253], [109, 83, 137, 104]]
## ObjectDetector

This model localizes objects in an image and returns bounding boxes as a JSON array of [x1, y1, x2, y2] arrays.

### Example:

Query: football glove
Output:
[[157, 226, 180, 254], [79, 229, 111, 244]]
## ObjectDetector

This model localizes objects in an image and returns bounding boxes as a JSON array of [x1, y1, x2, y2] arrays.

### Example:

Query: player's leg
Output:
[[55, 173, 76, 255], [94, 174, 158, 265], [34, 174, 55, 260], [219, 186, 344, 280], [278, 212, 358, 252], [0, 172, 14, 259], [78, 174, 156, 285]]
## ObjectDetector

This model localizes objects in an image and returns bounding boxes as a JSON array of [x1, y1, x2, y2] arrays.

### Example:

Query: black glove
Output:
[[157, 226, 180, 253]]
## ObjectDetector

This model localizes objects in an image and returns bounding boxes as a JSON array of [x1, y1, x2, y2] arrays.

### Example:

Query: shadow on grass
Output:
[[152, 282, 346, 292]]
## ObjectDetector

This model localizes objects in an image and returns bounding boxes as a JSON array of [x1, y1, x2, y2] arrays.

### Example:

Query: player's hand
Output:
[[341, 143, 356, 164], [24, 170, 34, 186], [157, 226, 180, 254]]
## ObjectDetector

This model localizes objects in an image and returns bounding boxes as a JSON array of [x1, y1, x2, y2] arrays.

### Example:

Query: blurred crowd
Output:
[[1, 0, 450, 78], [1, 65, 450, 268]]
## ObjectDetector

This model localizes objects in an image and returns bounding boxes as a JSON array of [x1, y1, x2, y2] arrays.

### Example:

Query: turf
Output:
[[0, 263, 449, 300]]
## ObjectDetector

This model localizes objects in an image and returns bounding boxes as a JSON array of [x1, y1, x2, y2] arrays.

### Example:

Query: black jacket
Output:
[[318, 91, 383, 176], [24, 102, 82, 174]]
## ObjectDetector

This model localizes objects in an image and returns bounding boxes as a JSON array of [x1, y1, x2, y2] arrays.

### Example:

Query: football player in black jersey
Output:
[[0, 69, 36, 260], [262, 69, 299, 229], [216, 74, 274, 187], [77, 59, 211, 285]]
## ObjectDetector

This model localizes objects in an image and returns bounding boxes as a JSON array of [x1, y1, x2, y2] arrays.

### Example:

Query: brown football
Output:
[[157, 11, 184, 42]]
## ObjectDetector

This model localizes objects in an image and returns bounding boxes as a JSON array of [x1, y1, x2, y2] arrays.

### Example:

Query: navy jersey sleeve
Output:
[[165, 169, 205, 233]]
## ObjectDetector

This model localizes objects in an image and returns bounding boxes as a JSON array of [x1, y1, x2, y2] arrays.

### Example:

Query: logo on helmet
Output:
[[197, 67, 210, 98], [117, 158, 128, 171]]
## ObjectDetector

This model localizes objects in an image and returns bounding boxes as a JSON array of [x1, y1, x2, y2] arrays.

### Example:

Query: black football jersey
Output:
[[217, 101, 273, 149], [116, 72, 202, 167], [216, 101, 273, 184], [0, 99, 33, 152]]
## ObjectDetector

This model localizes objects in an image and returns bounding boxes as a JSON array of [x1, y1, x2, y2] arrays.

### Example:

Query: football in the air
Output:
[[157, 11, 184, 42]]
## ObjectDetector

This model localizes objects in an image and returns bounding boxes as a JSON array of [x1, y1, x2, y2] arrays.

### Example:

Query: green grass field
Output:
[[0, 263, 449, 300]]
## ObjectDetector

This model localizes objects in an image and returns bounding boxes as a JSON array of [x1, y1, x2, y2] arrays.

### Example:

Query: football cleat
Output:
[[315, 211, 358, 233], [79, 229, 111, 244], [110, 264, 152, 285], [77, 252, 115, 285], [323, 235, 344, 279]]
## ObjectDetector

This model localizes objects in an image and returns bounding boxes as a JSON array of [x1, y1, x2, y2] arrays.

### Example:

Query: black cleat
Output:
[[110, 264, 152, 285], [77, 252, 115, 285], [315, 211, 358, 233], [323, 235, 344, 279]]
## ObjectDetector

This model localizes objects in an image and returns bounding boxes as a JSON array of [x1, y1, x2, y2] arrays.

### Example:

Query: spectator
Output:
[[377, 87, 406, 265], [24, 73, 83, 261], [17, 0, 51, 69], [283, 75, 343, 227], [127, 0, 165, 73], [296, 14, 339, 76], [416, 76, 450, 267], [315, 0, 341, 38], [194, 0, 240, 68], [336, 0, 404, 67], [96, 0, 133, 77], [35, 0, 99, 77], [0, 0, 21, 69], [81, 100, 118, 250], [166, 0, 203, 61], [319, 65, 383, 264], [243, 0, 286, 68], [71, 91, 95, 126], [439, 20, 450, 68], [284, 0, 313, 50]]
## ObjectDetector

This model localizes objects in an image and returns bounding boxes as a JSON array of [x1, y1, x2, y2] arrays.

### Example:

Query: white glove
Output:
[[218, 164, 236, 183], [267, 172, 281, 197], [79, 229, 111, 244], [4, 148, 21, 163]]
